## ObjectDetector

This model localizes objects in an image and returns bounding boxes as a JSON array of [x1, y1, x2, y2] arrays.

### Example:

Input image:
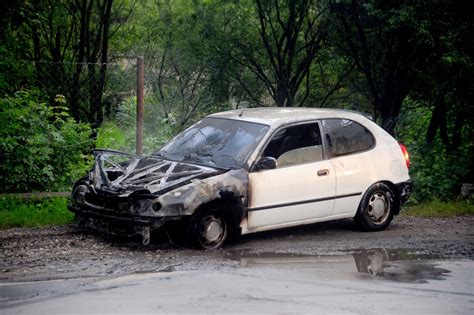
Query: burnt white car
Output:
[[69, 108, 412, 249]]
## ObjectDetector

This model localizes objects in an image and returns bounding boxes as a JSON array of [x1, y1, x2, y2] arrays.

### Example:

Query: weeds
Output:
[[0, 197, 74, 229], [404, 200, 474, 217]]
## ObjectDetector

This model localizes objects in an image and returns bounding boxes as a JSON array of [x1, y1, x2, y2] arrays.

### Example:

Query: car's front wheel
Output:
[[188, 208, 228, 250], [354, 183, 395, 231]]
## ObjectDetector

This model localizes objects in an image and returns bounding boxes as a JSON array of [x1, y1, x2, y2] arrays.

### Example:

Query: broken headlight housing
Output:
[[72, 184, 89, 206], [129, 199, 162, 214]]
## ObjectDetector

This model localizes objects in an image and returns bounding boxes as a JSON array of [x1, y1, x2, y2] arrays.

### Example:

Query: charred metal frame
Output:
[[69, 149, 248, 245]]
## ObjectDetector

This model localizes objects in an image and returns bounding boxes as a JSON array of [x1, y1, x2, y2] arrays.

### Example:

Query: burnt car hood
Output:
[[90, 149, 223, 196]]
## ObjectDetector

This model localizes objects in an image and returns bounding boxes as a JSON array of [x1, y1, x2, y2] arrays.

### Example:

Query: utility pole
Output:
[[136, 56, 144, 155]]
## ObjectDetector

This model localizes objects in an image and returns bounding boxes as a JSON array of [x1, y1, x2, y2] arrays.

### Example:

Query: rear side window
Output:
[[322, 119, 375, 156]]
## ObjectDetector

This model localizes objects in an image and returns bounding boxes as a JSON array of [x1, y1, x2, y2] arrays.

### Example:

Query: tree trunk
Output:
[[94, 0, 113, 126], [378, 85, 405, 135], [426, 84, 448, 145], [451, 110, 464, 150], [87, 0, 113, 127], [88, 63, 97, 125], [70, 0, 89, 122], [275, 83, 291, 107]]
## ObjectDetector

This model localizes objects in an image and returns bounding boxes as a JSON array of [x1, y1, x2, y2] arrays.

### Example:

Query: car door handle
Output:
[[317, 169, 329, 176]]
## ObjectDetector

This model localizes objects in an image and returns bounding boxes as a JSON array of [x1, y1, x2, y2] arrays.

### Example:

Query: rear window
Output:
[[322, 119, 375, 156]]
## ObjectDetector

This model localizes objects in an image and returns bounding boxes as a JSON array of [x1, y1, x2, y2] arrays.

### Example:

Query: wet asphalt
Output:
[[0, 215, 473, 313]]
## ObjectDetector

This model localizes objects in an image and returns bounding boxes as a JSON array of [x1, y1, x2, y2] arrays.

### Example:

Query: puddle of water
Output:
[[226, 248, 451, 283]]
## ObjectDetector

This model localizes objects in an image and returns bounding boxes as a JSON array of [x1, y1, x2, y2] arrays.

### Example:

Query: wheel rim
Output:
[[198, 214, 226, 249], [367, 192, 390, 224]]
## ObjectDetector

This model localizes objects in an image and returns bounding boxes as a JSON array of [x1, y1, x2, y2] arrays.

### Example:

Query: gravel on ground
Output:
[[1, 215, 472, 282]]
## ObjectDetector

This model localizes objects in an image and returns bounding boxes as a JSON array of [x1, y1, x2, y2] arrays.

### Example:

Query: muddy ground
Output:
[[1, 214, 472, 283]]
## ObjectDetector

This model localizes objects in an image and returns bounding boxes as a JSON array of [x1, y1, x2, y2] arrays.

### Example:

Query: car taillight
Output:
[[399, 142, 410, 169]]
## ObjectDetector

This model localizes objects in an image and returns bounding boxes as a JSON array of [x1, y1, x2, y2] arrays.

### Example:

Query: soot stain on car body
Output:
[[69, 149, 249, 245]]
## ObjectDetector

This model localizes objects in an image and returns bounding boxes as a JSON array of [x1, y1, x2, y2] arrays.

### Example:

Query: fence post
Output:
[[136, 56, 144, 155]]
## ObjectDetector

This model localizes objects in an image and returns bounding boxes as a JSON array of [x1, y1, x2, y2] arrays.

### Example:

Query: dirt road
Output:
[[1, 215, 472, 282], [1, 215, 473, 314]]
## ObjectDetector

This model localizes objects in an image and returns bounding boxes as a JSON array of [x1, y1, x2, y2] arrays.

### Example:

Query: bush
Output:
[[96, 120, 132, 152], [408, 141, 472, 202], [0, 90, 94, 192], [96, 96, 175, 155], [0, 45, 34, 95], [396, 100, 473, 202]]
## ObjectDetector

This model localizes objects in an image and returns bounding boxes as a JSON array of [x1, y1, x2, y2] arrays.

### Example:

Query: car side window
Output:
[[322, 119, 375, 156], [262, 123, 323, 167]]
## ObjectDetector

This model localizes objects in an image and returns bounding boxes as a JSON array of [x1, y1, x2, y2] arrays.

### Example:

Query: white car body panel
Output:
[[246, 160, 336, 230], [213, 108, 410, 236], [240, 213, 352, 234]]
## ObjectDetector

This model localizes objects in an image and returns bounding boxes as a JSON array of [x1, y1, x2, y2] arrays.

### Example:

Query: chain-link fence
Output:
[[29, 57, 219, 155], [31, 57, 434, 142], [32, 59, 137, 127], [31, 57, 227, 132]]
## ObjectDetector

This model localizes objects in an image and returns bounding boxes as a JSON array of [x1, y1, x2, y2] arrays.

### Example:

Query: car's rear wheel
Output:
[[188, 208, 228, 250], [355, 183, 395, 231]]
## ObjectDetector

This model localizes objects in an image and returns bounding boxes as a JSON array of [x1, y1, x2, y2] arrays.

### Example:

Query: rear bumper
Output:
[[395, 180, 413, 207]]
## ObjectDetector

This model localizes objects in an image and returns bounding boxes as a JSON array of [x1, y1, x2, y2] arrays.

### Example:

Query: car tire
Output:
[[187, 208, 228, 250], [354, 183, 395, 231]]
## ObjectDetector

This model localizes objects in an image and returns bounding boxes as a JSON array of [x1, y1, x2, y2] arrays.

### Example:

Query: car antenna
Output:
[[239, 109, 244, 117]]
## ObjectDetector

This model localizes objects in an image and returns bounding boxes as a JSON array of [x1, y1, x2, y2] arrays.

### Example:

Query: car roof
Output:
[[208, 107, 373, 128]]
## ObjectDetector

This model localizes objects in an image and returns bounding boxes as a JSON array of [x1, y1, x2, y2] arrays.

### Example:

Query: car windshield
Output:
[[153, 118, 269, 169]]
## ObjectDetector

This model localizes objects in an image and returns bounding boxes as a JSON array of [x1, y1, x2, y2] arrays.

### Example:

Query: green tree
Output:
[[1, 0, 135, 125], [419, 2, 474, 150], [224, 0, 328, 107], [0, 91, 94, 192], [330, 0, 434, 134]]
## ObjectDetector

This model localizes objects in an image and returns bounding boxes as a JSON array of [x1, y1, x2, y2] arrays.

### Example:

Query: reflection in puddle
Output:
[[228, 248, 451, 283]]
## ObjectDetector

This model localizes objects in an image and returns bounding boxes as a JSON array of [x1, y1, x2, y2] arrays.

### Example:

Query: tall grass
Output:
[[404, 200, 474, 217], [0, 197, 74, 228], [1, 198, 472, 230]]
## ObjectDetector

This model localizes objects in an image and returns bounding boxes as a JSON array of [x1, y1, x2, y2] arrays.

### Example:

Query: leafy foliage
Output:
[[97, 96, 176, 155], [0, 90, 94, 192], [330, 1, 435, 133], [396, 100, 473, 202], [0, 45, 34, 95]]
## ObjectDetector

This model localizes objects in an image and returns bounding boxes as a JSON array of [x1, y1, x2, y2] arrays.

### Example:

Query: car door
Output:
[[247, 122, 336, 230], [321, 119, 377, 216]]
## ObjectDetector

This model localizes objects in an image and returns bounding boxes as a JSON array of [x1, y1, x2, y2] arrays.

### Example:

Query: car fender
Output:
[[156, 168, 248, 217]]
